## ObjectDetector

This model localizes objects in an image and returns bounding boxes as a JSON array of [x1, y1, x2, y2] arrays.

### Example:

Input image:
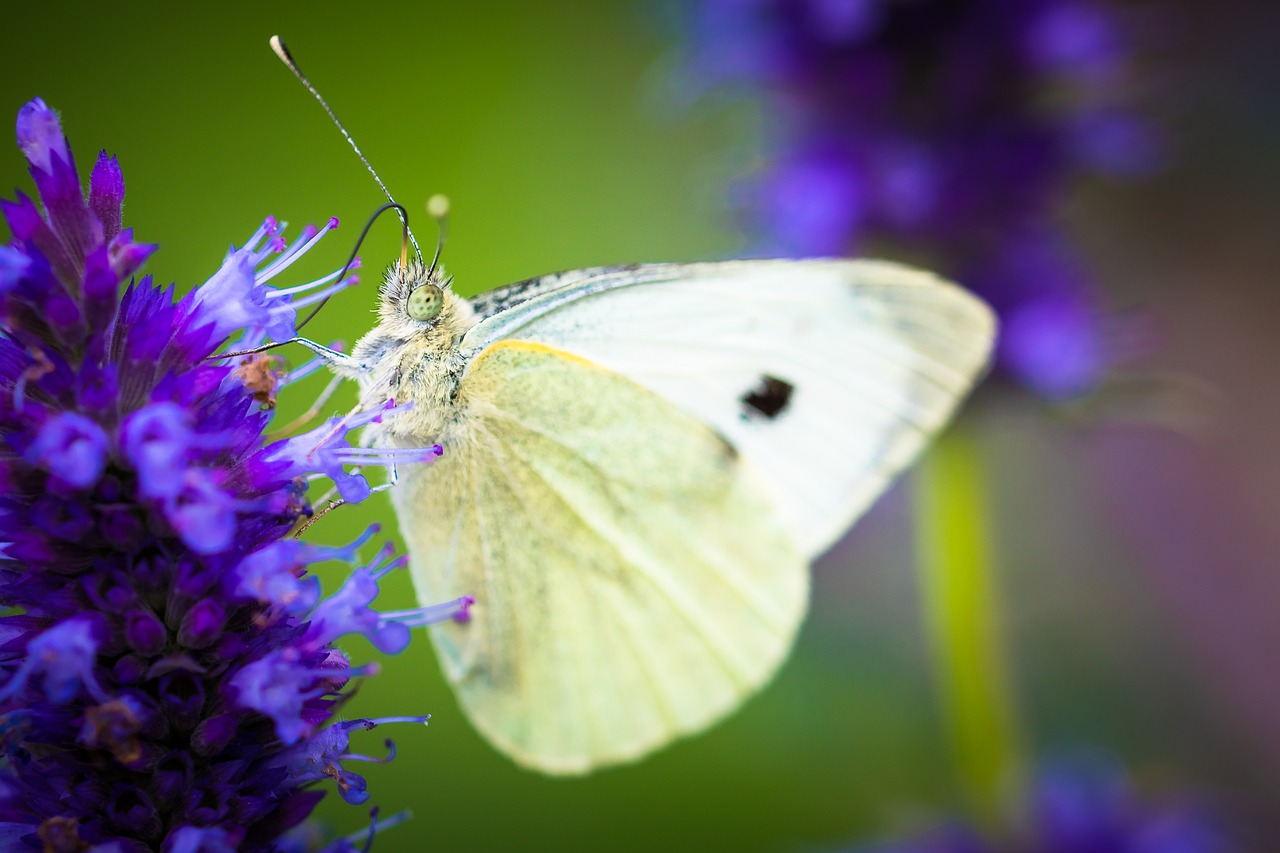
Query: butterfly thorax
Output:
[[348, 261, 478, 444]]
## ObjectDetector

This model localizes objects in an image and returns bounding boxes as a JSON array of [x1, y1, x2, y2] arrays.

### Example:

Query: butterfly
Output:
[[257, 36, 993, 775], [317, 255, 995, 775]]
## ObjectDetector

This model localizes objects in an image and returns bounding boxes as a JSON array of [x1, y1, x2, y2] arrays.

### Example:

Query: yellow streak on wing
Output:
[[393, 340, 809, 774]]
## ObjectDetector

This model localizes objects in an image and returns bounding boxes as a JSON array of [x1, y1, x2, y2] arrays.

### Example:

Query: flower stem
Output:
[[913, 425, 1024, 828]]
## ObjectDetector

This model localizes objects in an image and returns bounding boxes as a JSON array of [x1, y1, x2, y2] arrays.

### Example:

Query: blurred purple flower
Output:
[[677, 0, 1158, 399], [855, 756, 1234, 852], [0, 99, 466, 850]]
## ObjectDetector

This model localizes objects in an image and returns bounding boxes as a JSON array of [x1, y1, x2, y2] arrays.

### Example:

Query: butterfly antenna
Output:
[[270, 35, 424, 266], [297, 202, 408, 331], [426, 194, 450, 280]]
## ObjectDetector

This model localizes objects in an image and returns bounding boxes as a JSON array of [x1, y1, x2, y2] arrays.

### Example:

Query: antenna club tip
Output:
[[426, 194, 450, 220], [269, 35, 295, 67]]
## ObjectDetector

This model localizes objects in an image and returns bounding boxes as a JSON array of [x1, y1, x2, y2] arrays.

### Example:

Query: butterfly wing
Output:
[[462, 259, 996, 557], [393, 340, 808, 774]]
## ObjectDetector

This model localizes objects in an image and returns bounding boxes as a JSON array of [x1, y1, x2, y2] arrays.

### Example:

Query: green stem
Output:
[[913, 425, 1023, 828]]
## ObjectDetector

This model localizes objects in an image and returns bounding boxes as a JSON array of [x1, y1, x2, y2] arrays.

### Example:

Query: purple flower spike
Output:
[[0, 99, 448, 849], [677, 0, 1159, 400], [849, 754, 1236, 851]]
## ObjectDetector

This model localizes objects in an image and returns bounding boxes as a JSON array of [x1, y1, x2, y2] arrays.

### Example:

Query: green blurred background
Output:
[[7, 1, 1280, 850]]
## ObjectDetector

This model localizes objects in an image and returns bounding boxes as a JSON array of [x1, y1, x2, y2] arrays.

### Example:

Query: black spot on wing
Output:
[[740, 375, 794, 420]]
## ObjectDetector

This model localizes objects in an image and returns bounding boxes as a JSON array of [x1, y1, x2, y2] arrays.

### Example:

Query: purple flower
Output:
[[676, 0, 1158, 400], [261, 405, 443, 505], [855, 756, 1235, 852], [0, 99, 457, 850], [0, 616, 108, 705], [184, 217, 354, 345], [22, 412, 109, 489]]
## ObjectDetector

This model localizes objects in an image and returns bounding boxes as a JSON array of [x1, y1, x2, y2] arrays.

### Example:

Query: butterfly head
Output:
[[343, 258, 475, 438], [375, 258, 474, 339]]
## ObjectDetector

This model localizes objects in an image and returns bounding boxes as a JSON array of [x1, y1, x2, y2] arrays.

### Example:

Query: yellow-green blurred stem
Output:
[[914, 425, 1023, 828]]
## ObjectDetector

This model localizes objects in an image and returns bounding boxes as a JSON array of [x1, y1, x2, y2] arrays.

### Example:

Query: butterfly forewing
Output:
[[462, 259, 996, 557]]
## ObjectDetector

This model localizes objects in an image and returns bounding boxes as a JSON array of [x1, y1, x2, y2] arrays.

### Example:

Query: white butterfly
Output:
[[312, 256, 994, 775], [258, 35, 993, 776]]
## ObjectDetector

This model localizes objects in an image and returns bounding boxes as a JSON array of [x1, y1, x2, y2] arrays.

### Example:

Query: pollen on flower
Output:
[[37, 817, 87, 853], [0, 98, 450, 849], [235, 351, 287, 409], [80, 698, 145, 765]]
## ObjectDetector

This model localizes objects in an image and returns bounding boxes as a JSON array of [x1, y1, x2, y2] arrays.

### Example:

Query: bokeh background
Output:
[[6, 1, 1280, 850]]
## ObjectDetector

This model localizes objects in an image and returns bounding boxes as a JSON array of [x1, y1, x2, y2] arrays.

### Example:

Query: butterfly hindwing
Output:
[[393, 340, 809, 774]]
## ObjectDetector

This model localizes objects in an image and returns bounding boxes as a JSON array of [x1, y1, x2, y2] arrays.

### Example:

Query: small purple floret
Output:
[[23, 411, 109, 489], [163, 469, 240, 555], [264, 403, 440, 504], [0, 616, 107, 704], [164, 825, 240, 853], [89, 151, 125, 241], [306, 568, 411, 655], [122, 402, 207, 498], [231, 651, 330, 747], [15, 98, 68, 174]]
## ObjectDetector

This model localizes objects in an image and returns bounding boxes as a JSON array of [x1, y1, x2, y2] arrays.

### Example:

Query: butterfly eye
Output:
[[407, 285, 444, 322]]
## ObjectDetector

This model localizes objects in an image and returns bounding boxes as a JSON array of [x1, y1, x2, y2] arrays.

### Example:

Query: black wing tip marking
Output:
[[740, 375, 794, 421]]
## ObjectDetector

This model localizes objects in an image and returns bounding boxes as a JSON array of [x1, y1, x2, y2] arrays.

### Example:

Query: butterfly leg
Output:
[[289, 337, 363, 374], [291, 460, 396, 539], [371, 461, 399, 494], [215, 336, 366, 378], [292, 495, 347, 538]]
